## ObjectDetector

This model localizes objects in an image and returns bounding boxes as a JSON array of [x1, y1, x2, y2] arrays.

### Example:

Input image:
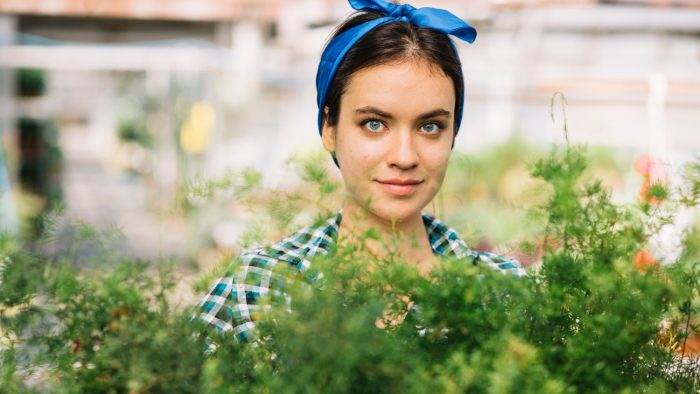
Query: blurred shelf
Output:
[[15, 96, 51, 118], [0, 45, 240, 71], [0, 0, 282, 22], [532, 77, 700, 105], [491, 0, 700, 8]]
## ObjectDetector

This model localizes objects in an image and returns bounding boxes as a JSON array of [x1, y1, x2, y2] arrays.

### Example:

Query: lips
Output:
[[376, 178, 423, 196]]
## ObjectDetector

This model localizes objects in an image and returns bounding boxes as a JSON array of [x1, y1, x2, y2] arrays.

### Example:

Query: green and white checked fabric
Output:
[[195, 211, 526, 342]]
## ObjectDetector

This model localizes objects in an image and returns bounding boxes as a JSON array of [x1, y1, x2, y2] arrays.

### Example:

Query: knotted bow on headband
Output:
[[316, 0, 477, 134]]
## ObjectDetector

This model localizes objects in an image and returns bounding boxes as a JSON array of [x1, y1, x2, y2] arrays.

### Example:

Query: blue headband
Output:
[[315, 0, 477, 135]]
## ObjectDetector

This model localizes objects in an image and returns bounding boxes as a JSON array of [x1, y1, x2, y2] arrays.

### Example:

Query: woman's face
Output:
[[322, 59, 455, 224]]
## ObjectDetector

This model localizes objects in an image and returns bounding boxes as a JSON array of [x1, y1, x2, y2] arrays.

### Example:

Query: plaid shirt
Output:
[[196, 211, 526, 342]]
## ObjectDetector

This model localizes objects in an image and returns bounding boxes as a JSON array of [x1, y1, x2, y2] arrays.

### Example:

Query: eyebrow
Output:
[[354, 106, 451, 120]]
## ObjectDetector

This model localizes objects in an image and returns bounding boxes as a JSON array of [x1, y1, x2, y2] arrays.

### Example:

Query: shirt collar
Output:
[[262, 210, 471, 264]]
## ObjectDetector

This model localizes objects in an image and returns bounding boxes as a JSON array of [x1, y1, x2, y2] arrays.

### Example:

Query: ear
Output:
[[321, 106, 337, 153]]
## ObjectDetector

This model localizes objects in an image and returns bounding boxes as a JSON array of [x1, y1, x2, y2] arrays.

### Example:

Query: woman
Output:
[[197, 0, 525, 343]]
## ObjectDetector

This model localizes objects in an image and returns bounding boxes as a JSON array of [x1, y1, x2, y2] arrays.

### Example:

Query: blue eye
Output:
[[364, 120, 385, 132], [421, 122, 441, 134]]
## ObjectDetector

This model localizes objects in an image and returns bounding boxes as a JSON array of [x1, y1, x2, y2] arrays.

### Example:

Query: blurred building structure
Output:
[[0, 0, 699, 260]]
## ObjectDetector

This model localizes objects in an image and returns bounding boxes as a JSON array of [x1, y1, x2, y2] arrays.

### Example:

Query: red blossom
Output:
[[633, 249, 659, 273], [634, 155, 666, 181], [634, 155, 667, 205], [681, 331, 700, 356], [639, 180, 666, 205]]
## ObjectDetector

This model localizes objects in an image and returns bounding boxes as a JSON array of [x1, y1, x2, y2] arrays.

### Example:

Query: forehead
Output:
[[342, 60, 455, 113]]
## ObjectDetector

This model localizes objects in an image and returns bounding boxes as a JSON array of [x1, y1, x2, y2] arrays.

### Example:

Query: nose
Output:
[[387, 129, 419, 170]]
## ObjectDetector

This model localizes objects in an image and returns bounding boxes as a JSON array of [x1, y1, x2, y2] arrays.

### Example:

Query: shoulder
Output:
[[421, 213, 468, 257], [422, 212, 527, 277], [228, 212, 341, 282], [195, 213, 340, 339]]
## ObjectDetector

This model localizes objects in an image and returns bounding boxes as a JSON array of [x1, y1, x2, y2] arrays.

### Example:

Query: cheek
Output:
[[422, 143, 451, 173], [344, 153, 379, 189], [337, 143, 369, 188], [423, 147, 451, 189], [337, 135, 382, 172]]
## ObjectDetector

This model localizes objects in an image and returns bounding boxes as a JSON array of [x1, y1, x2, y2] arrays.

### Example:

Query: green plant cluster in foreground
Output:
[[2, 141, 700, 393]]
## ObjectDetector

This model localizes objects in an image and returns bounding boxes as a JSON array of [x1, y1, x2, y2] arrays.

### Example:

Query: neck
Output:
[[337, 201, 435, 267]]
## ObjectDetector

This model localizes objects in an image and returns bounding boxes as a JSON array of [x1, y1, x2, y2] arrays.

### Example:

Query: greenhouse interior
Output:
[[1, 0, 700, 391]]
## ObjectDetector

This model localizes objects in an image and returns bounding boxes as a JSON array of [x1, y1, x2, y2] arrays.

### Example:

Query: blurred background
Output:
[[0, 0, 699, 277]]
